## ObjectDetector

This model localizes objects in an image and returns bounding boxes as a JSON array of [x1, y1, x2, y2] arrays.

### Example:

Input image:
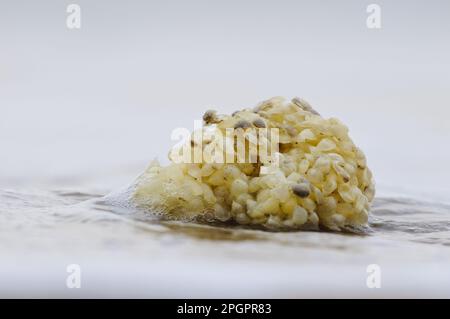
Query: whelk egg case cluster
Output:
[[133, 97, 375, 231]]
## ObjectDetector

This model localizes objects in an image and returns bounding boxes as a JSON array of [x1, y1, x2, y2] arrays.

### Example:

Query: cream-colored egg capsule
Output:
[[133, 97, 375, 231]]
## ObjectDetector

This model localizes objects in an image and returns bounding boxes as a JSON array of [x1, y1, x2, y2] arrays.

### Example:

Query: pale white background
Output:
[[1, 1, 450, 298], [1, 0, 450, 196]]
